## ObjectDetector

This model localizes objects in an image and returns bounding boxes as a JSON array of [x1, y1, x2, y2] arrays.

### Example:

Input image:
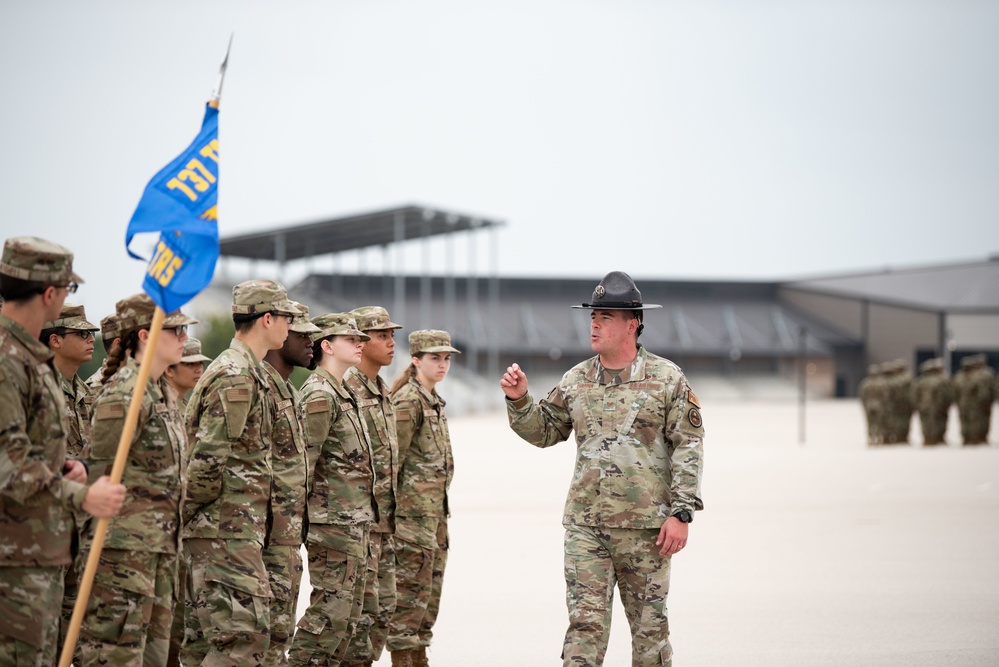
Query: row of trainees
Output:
[[0, 237, 458, 667], [5, 239, 704, 667], [858, 356, 998, 446]]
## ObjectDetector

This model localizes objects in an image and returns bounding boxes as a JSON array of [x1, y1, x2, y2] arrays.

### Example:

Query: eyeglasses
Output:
[[269, 312, 294, 324], [66, 330, 95, 340], [55, 281, 79, 294], [164, 325, 188, 337]]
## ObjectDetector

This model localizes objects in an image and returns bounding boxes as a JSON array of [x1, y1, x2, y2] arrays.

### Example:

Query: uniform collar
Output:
[[586, 344, 648, 385], [0, 314, 54, 363]]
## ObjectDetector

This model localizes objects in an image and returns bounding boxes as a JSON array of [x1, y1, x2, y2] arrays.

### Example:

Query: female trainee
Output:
[[79, 294, 193, 666], [290, 313, 375, 665], [386, 330, 460, 667]]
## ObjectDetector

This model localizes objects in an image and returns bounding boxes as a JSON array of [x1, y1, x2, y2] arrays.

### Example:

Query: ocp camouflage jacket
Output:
[[507, 345, 704, 529]]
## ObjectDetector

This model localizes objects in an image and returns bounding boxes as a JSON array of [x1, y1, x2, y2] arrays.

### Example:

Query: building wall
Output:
[[947, 313, 999, 349], [866, 303, 940, 370], [778, 289, 865, 337]]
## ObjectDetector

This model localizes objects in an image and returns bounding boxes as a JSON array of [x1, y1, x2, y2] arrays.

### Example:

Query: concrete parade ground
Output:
[[298, 397, 999, 666]]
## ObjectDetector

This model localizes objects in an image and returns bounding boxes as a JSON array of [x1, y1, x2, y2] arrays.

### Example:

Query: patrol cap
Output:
[[180, 337, 211, 363], [289, 301, 322, 335], [311, 312, 370, 342], [43, 303, 99, 332], [231, 279, 303, 316], [116, 293, 198, 332], [409, 329, 460, 356], [350, 305, 403, 332], [100, 313, 121, 341], [1, 236, 83, 285], [918, 358, 943, 373], [571, 271, 661, 311]]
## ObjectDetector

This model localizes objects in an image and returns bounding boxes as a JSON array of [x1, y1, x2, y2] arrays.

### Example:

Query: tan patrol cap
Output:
[[409, 329, 460, 356], [231, 279, 302, 316], [311, 313, 370, 342], [100, 313, 121, 341], [116, 293, 198, 331], [350, 305, 403, 332], [1, 236, 83, 285], [43, 304, 99, 332], [180, 337, 211, 363], [289, 301, 322, 335]]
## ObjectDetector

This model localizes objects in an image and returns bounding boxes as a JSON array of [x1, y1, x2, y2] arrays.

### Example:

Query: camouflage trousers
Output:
[[262, 543, 304, 666], [0, 565, 64, 666], [59, 520, 84, 664], [563, 524, 672, 667], [77, 549, 177, 667], [342, 530, 397, 663], [182, 538, 272, 667], [917, 410, 948, 445], [386, 516, 448, 652], [165, 554, 186, 667], [289, 524, 369, 666], [958, 406, 991, 444]]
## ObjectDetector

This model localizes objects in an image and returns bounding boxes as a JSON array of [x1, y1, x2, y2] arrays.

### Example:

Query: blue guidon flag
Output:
[[125, 104, 220, 313]]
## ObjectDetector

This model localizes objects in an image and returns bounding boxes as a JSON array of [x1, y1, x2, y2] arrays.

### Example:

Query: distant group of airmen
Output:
[[1, 236, 459, 667], [859, 354, 998, 446]]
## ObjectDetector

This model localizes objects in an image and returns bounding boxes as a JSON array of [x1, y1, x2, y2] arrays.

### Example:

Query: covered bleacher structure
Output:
[[209, 204, 870, 399]]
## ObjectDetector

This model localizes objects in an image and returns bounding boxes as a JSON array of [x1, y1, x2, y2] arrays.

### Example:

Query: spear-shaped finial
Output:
[[208, 33, 233, 109]]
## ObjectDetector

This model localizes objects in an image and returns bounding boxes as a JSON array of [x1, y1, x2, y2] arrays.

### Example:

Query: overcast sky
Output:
[[2, 0, 998, 320]]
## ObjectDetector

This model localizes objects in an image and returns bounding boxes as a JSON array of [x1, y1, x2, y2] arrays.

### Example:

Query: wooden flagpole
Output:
[[59, 306, 166, 667]]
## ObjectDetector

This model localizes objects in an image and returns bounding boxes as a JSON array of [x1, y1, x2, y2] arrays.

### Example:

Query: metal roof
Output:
[[783, 259, 999, 313], [219, 204, 503, 262], [291, 274, 856, 358]]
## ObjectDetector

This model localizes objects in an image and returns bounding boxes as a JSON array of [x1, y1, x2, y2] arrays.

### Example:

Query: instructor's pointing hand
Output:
[[500, 363, 529, 401]]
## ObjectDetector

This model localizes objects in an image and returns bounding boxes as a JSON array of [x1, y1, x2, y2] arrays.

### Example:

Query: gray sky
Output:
[[2, 0, 998, 321]]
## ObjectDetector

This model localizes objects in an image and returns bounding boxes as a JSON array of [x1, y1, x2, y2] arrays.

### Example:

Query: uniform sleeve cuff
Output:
[[63, 479, 89, 512], [506, 393, 532, 410]]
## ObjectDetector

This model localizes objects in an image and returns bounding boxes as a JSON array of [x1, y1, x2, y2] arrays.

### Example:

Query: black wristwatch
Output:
[[672, 510, 693, 524]]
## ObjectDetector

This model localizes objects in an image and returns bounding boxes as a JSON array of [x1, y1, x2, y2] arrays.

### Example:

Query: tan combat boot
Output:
[[391, 650, 415, 667], [413, 646, 429, 667]]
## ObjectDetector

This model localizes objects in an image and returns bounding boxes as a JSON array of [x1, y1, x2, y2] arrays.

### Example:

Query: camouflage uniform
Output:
[[508, 330, 704, 666], [858, 364, 887, 445], [182, 280, 301, 666], [883, 360, 914, 444], [259, 307, 318, 667], [0, 237, 89, 665], [166, 338, 211, 667], [387, 330, 460, 661], [954, 354, 996, 445], [80, 351, 188, 666], [912, 358, 954, 446], [290, 313, 376, 666], [342, 305, 403, 667], [43, 303, 100, 657]]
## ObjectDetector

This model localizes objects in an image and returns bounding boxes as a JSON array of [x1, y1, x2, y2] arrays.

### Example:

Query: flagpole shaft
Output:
[[58, 307, 167, 667]]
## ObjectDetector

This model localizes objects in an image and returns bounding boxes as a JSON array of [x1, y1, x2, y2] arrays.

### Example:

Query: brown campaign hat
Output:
[[231, 279, 302, 316], [289, 301, 322, 335], [409, 329, 460, 355], [311, 312, 370, 342], [1, 236, 83, 285], [116, 293, 198, 331], [43, 303, 99, 332], [180, 337, 211, 363], [350, 305, 403, 332], [571, 271, 661, 311]]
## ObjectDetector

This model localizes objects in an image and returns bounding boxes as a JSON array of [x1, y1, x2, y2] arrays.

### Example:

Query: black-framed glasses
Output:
[[269, 312, 294, 324], [66, 330, 95, 340], [56, 281, 79, 294], [164, 325, 188, 337]]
